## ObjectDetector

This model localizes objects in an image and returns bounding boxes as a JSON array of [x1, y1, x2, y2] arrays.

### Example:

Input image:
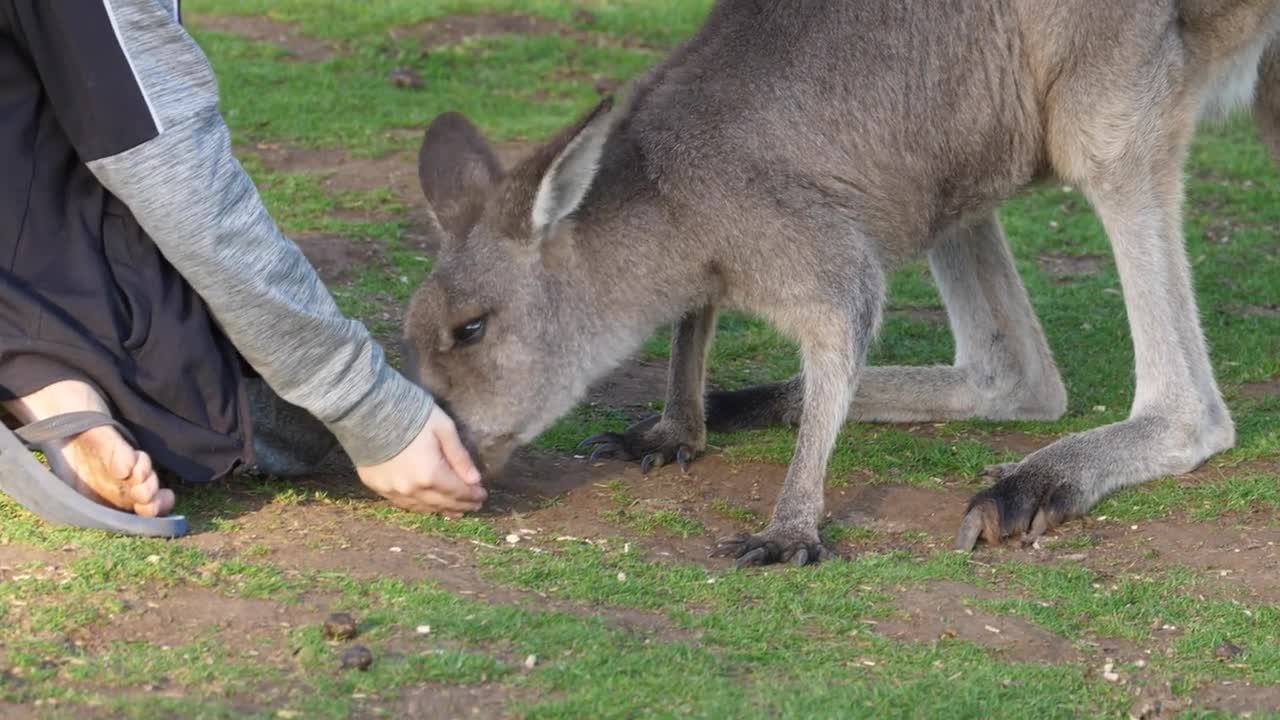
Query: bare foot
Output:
[[2, 380, 175, 517]]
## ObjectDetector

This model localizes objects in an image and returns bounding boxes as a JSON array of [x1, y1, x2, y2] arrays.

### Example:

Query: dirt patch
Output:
[[584, 357, 669, 414], [875, 580, 1082, 664], [833, 484, 973, 541], [391, 13, 654, 52], [185, 14, 336, 62], [248, 143, 420, 209], [490, 451, 720, 563], [293, 233, 386, 286], [0, 543, 62, 576], [487, 448, 608, 512], [94, 586, 336, 663], [1038, 253, 1109, 280], [493, 451, 981, 561], [1194, 681, 1280, 716], [898, 423, 1053, 458], [392, 683, 526, 720], [185, 502, 442, 583], [978, 430, 1052, 457], [887, 307, 947, 324], [1103, 521, 1280, 603], [1236, 304, 1280, 318], [0, 703, 38, 720], [1238, 379, 1279, 399], [186, 501, 683, 639], [396, 14, 569, 49]]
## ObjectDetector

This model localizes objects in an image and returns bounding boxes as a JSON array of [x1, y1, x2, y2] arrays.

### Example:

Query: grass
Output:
[[0, 0, 1277, 717]]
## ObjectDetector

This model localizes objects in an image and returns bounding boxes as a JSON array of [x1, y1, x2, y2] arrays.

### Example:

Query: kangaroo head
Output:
[[403, 98, 618, 475]]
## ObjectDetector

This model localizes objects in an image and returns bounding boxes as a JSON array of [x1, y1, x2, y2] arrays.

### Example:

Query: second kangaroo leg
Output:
[[579, 305, 717, 473], [704, 214, 1067, 430], [956, 92, 1236, 550], [713, 262, 884, 568]]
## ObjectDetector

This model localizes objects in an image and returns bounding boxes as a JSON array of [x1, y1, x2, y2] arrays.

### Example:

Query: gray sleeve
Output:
[[77, 0, 432, 466]]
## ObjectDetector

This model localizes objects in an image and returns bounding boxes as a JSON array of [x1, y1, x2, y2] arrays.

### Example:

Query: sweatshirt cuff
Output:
[[325, 364, 434, 467]]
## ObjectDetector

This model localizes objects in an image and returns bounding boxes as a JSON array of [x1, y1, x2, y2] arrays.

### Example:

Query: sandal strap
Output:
[[13, 411, 138, 448]]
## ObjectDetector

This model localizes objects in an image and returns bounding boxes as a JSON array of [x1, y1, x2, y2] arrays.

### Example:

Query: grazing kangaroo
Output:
[[403, 0, 1280, 567]]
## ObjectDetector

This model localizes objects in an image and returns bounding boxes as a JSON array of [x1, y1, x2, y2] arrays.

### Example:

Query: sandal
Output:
[[0, 411, 188, 537]]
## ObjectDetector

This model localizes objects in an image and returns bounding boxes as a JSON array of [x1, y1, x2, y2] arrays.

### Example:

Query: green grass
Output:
[[1, 0, 1277, 717]]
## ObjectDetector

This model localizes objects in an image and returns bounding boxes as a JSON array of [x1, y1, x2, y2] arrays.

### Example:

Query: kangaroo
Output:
[[403, 0, 1280, 567]]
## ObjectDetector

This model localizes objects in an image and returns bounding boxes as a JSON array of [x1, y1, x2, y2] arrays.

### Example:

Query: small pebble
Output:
[[389, 546, 403, 553], [505, 534, 521, 545], [388, 66, 423, 89], [524, 654, 537, 669], [1214, 641, 1244, 661], [324, 613, 359, 641], [340, 645, 374, 671]]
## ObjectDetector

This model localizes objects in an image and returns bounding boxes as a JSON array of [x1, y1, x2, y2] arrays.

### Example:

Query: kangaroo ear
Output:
[[528, 97, 616, 236], [418, 112, 504, 245]]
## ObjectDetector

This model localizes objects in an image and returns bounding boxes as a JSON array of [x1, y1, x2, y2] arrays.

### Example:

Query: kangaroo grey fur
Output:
[[403, 0, 1280, 566]]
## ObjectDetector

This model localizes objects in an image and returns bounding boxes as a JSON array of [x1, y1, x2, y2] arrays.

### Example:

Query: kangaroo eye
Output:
[[452, 317, 487, 345]]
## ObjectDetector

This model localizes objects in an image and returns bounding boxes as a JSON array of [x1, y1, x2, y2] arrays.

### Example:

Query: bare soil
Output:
[[185, 14, 337, 62], [95, 586, 339, 665], [391, 683, 528, 720], [187, 12, 657, 68], [1038, 253, 1109, 281], [1239, 379, 1280, 399], [874, 580, 1085, 664], [1238, 303, 1280, 318], [293, 233, 386, 286], [390, 13, 656, 51], [887, 307, 948, 324], [1192, 682, 1280, 716], [583, 357, 669, 414]]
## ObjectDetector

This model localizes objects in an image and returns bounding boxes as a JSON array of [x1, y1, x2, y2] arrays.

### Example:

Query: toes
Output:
[[1023, 499, 1071, 546], [709, 533, 751, 558], [955, 501, 999, 551], [130, 450, 154, 484], [639, 453, 663, 475], [578, 433, 627, 461], [129, 473, 160, 507], [136, 488, 176, 518], [640, 446, 696, 475], [676, 446, 694, 473], [958, 462, 1077, 551], [709, 533, 832, 568], [578, 432, 622, 451], [788, 546, 809, 566], [735, 546, 771, 568]]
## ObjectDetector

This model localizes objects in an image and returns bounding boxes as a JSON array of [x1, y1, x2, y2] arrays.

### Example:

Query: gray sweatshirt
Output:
[[7, 0, 432, 466]]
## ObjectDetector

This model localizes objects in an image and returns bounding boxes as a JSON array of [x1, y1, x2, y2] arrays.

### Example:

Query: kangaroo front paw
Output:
[[577, 414, 704, 474], [955, 461, 1084, 551], [710, 527, 837, 568]]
